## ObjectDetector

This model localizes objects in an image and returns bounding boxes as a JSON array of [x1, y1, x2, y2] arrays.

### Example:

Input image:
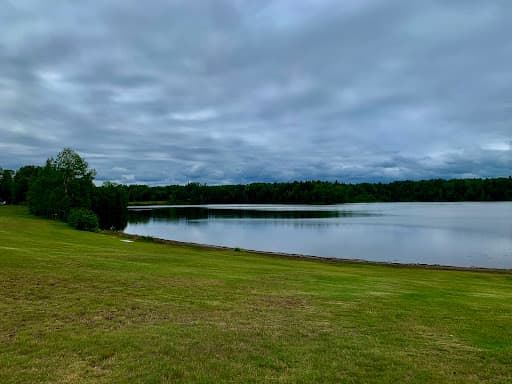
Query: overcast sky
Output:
[[1, 0, 511, 185]]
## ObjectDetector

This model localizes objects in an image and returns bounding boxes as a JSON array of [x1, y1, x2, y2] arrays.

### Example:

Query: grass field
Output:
[[1, 206, 511, 383]]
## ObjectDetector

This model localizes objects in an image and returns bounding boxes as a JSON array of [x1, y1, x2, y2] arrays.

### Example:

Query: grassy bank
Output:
[[1, 206, 511, 383]]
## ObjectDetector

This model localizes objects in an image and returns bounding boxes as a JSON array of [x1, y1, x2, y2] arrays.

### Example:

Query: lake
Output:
[[124, 202, 512, 269]]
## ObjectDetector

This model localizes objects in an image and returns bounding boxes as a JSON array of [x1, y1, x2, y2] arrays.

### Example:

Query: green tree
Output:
[[27, 161, 65, 218], [54, 148, 95, 203], [0, 169, 14, 204], [28, 149, 95, 219], [13, 165, 40, 204], [92, 182, 128, 230]]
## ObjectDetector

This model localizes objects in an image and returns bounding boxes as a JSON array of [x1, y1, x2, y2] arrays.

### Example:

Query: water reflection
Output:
[[124, 203, 512, 269], [128, 206, 375, 224]]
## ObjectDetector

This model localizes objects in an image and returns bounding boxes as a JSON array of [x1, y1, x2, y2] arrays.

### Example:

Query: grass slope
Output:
[[0, 206, 511, 383]]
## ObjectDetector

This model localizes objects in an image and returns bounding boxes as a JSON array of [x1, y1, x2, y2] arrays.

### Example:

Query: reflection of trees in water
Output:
[[127, 207, 376, 224], [189, 219, 362, 230]]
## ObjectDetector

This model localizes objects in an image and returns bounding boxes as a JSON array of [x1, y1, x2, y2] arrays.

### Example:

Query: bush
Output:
[[67, 208, 99, 232]]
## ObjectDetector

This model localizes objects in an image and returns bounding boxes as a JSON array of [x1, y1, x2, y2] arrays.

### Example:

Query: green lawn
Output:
[[1, 206, 511, 383]]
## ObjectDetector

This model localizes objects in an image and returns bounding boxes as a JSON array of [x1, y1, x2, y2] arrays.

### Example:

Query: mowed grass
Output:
[[0, 206, 511, 383]]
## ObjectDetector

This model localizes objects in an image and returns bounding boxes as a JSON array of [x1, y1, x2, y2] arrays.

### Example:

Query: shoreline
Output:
[[109, 231, 512, 274]]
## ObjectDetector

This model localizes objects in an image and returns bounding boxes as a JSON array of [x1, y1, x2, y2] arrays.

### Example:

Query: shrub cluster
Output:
[[67, 208, 99, 232]]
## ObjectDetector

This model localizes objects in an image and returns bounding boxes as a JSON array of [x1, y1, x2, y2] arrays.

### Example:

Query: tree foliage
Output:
[[92, 182, 128, 230], [55, 148, 95, 195], [16, 148, 127, 230], [13, 165, 40, 204], [2, 148, 510, 235], [27, 150, 95, 220], [126, 178, 512, 205], [0, 169, 14, 203], [27, 163, 67, 218], [67, 208, 99, 232]]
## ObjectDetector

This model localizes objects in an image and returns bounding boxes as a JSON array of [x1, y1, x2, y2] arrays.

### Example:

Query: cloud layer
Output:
[[1, 0, 511, 184]]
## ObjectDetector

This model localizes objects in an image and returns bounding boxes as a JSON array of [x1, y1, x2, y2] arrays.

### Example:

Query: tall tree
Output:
[[13, 165, 40, 204], [28, 149, 95, 219], [0, 169, 14, 204], [92, 182, 128, 230], [54, 148, 95, 199], [27, 161, 65, 218]]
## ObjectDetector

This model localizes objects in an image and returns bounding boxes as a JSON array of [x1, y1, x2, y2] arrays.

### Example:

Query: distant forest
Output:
[[126, 178, 511, 204], [1, 155, 511, 213]]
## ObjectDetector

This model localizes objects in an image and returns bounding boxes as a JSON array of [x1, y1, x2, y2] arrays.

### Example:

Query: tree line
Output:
[[1, 149, 127, 231], [1, 149, 510, 232], [125, 178, 511, 205]]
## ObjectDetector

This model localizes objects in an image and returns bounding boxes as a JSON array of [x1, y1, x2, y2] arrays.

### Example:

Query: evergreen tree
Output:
[[13, 165, 40, 204], [0, 169, 14, 204]]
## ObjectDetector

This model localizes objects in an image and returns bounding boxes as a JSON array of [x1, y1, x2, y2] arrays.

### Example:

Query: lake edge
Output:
[[115, 230, 512, 273]]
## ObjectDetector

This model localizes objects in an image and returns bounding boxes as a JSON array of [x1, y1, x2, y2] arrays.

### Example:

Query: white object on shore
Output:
[[120, 239, 134, 243]]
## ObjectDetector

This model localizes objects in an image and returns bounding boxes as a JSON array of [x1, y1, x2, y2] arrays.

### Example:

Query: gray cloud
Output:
[[1, 0, 510, 184]]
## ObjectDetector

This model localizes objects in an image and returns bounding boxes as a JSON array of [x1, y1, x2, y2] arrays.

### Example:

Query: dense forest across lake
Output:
[[1, 148, 510, 235], [1, 157, 511, 208], [125, 178, 511, 204]]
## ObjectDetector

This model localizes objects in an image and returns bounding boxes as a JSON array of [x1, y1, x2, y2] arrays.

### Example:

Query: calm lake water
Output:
[[125, 202, 512, 269]]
